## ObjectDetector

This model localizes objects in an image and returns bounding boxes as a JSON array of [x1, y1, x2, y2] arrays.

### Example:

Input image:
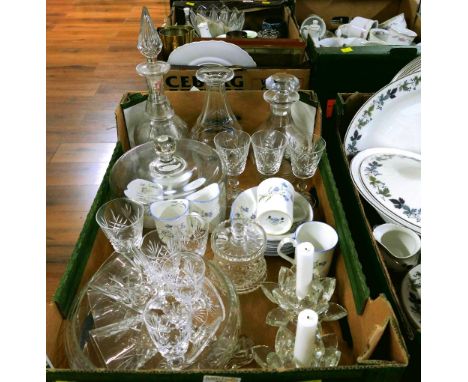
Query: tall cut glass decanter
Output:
[[191, 66, 242, 146], [133, 7, 187, 146], [261, 73, 307, 158]]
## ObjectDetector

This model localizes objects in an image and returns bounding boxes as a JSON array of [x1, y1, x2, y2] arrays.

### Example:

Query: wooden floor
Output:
[[46, 0, 169, 303]]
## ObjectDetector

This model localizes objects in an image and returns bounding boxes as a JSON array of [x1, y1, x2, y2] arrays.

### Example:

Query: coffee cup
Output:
[[186, 183, 223, 231], [150, 199, 190, 242], [277, 221, 338, 277], [336, 17, 378, 39], [380, 13, 407, 30], [256, 178, 294, 235], [388, 25, 417, 45]]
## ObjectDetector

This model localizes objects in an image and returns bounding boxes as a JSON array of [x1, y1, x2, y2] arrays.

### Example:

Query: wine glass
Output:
[[214, 130, 251, 203], [289, 135, 326, 201]]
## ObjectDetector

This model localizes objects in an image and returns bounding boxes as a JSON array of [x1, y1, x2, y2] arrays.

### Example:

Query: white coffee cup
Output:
[[277, 221, 338, 277], [373, 224, 420, 272], [186, 183, 223, 231], [337, 17, 378, 39], [336, 23, 367, 39], [380, 13, 407, 30], [388, 25, 417, 45], [150, 199, 190, 242], [256, 178, 294, 235]]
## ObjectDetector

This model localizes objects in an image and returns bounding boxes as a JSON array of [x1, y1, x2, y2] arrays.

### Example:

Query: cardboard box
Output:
[[163, 67, 310, 91], [46, 90, 409, 381], [324, 92, 421, 381], [169, 1, 306, 65], [162, 1, 310, 90], [294, 0, 421, 109]]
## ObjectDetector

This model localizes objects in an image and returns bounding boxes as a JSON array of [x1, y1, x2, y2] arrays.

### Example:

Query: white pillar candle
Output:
[[295, 242, 315, 300], [293, 309, 318, 367]]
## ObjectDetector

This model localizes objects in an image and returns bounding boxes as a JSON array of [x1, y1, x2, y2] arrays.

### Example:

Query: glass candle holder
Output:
[[260, 265, 347, 327]]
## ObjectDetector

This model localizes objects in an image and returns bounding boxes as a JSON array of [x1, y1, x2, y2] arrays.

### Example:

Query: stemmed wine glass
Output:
[[214, 130, 251, 203], [289, 135, 326, 202]]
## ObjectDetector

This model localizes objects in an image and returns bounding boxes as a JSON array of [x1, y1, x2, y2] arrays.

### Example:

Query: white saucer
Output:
[[168, 40, 257, 67]]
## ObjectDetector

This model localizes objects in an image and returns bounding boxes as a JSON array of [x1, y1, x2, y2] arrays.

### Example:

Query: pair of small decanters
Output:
[[134, 7, 305, 151]]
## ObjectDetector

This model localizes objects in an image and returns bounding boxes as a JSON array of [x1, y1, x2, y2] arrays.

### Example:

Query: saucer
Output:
[[230, 187, 313, 245]]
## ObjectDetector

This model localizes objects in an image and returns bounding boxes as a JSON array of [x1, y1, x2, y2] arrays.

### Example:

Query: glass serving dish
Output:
[[110, 136, 227, 229], [65, 253, 241, 370]]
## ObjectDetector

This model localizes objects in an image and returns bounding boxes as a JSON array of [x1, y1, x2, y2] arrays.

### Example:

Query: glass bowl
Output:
[[65, 253, 241, 370]]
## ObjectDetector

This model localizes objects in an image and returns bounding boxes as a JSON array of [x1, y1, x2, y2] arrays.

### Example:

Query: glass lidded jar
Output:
[[211, 218, 267, 294], [110, 135, 226, 230], [191, 65, 242, 147]]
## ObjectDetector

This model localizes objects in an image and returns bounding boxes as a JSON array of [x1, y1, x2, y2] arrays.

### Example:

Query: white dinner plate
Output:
[[344, 72, 421, 156], [401, 264, 421, 330], [350, 148, 421, 234], [167, 40, 257, 67]]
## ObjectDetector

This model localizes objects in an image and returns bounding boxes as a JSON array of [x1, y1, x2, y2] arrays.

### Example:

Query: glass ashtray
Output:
[[65, 252, 241, 370]]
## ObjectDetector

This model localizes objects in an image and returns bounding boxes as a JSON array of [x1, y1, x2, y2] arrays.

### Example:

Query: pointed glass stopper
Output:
[[138, 6, 162, 62]]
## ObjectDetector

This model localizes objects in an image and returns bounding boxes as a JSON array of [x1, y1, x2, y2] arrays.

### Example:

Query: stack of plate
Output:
[[400, 264, 421, 330], [230, 187, 313, 256], [350, 148, 421, 234], [344, 58, 421, 234]]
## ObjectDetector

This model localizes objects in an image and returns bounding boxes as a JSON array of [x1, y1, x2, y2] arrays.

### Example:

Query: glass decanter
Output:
[[260, 73, 308, 159], [191, 65, 242, 146], [133, 7, 187, 146]]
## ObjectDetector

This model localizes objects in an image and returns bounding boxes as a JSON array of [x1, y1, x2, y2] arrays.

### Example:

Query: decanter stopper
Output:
[[264, 73, 300, 104], [138, 6, 162, 62]]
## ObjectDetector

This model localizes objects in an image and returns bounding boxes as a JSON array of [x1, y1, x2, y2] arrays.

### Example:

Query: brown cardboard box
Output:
[[163, 67, 310, 91], [46, 90, 409, 381]]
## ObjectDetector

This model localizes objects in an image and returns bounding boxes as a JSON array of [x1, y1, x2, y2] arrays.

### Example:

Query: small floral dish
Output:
[[400, 264, 421, 330]]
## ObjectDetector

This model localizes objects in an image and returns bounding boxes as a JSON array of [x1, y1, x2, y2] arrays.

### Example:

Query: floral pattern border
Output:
[[362, 154, 421, 223], [345, 74, 421, 156]]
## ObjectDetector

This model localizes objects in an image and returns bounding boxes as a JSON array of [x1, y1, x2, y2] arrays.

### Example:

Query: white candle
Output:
[[293, 309, 318, 367], [295, 242, 315, 300]]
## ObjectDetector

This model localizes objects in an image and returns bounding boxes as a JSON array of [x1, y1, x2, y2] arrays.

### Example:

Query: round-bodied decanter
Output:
[[261, 73, 308, 157], [191, 66, 242, 146], [133, 6, 187, 146]]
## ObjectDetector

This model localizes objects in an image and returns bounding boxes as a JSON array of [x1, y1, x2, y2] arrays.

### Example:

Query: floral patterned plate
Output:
[[350, 148, 421, 234], [344, 72, 421, 156], [230, 187, 313, 244], [391, 56, 421, 82], [400, 264, 421, 330]]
